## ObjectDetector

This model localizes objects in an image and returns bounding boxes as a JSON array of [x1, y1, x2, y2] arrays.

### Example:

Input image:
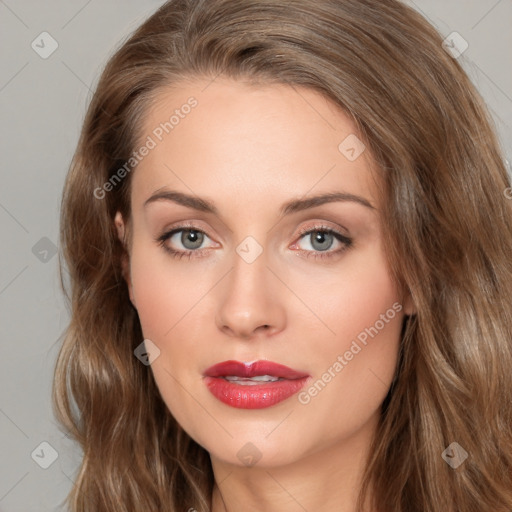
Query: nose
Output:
[[215, 248, 286, 340]]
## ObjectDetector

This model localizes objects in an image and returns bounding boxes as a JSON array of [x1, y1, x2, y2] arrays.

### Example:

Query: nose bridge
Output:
[[230, 242, 268, 296], [215, 237, 285, 337]]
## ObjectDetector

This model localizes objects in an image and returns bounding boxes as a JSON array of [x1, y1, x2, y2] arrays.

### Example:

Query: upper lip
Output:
[[203, 360, 309, 379]]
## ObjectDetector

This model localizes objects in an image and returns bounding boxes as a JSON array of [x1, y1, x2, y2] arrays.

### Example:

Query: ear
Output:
[[114, 211, 136, 308]]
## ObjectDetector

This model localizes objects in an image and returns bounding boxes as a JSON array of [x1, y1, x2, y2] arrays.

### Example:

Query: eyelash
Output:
[[156, 222, 353, 261]]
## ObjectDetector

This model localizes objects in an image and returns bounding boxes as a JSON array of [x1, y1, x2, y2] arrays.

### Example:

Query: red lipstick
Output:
[[203, 360, 310, 409]]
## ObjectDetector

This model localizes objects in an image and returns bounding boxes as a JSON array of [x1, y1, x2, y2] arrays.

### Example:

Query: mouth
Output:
[[222, 375, 283, 385], [203, 360, 310, 409]]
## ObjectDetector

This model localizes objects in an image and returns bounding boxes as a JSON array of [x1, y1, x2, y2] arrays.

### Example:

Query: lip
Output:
[[204, 360, 309, 379], [203, 360, 310, 409]]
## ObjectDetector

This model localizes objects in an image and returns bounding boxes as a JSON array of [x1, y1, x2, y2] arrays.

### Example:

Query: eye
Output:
[[156, 224, 217, 259], [292, 225, 353, 260], [298, 230, 336, 251]]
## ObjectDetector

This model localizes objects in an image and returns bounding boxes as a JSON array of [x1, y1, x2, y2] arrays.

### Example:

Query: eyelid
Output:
[[294, 220, 350, 240]]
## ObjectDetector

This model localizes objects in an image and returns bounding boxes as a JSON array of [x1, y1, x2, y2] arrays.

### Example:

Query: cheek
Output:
[[128, 247, 208, 437], [129, 252, 169, 340], [128, 244, 206, 340], [306, 312, 402, 444], [290, 238, 401, 347], [293, 245, 403, 430]]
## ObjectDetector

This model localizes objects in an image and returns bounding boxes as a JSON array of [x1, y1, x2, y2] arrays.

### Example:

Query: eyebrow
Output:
[[143, 188, 375, 214]]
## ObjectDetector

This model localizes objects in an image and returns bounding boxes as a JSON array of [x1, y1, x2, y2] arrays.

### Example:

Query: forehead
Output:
[[130, 77, 381, 214]]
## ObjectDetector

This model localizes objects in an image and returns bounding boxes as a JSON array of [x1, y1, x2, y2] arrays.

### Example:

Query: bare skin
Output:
[[115, 77, 414, 512]]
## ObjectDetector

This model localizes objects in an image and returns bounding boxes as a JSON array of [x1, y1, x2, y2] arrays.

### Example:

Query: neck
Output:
[[210, 414, 378, 512]]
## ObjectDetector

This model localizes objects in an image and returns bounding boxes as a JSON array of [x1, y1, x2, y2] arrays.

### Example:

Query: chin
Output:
[[199, 428, 312, 469]]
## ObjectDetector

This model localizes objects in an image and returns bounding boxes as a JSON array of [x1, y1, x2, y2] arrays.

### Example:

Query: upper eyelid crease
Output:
[[143, 189, 375, 214]]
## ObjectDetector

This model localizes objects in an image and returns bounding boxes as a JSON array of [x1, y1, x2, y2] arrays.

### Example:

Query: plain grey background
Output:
[[0, 1, 511, 510]]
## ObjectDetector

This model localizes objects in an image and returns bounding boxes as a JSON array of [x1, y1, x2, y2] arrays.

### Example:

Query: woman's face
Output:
[[116, 77, 412, 468]]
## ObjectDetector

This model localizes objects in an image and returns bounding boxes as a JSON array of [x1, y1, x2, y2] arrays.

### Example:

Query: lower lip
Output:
[[204, 376, 309, 409]]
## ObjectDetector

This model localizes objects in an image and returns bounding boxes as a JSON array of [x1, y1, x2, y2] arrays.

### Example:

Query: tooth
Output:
[[224, 375, 280, 383], [248, 375, 279, 381]]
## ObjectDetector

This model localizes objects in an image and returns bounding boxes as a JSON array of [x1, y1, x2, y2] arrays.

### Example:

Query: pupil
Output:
[[311, 231, 333, 251]]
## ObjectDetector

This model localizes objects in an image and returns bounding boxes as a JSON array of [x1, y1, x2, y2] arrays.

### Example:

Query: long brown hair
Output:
[[54, 0, 512, 510]]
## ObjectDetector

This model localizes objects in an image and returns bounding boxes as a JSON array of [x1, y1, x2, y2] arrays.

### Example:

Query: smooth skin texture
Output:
[[115, 77, 414, 512]]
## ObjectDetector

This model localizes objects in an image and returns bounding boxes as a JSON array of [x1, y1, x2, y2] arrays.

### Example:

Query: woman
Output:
[[54, 0, 512, 510]]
